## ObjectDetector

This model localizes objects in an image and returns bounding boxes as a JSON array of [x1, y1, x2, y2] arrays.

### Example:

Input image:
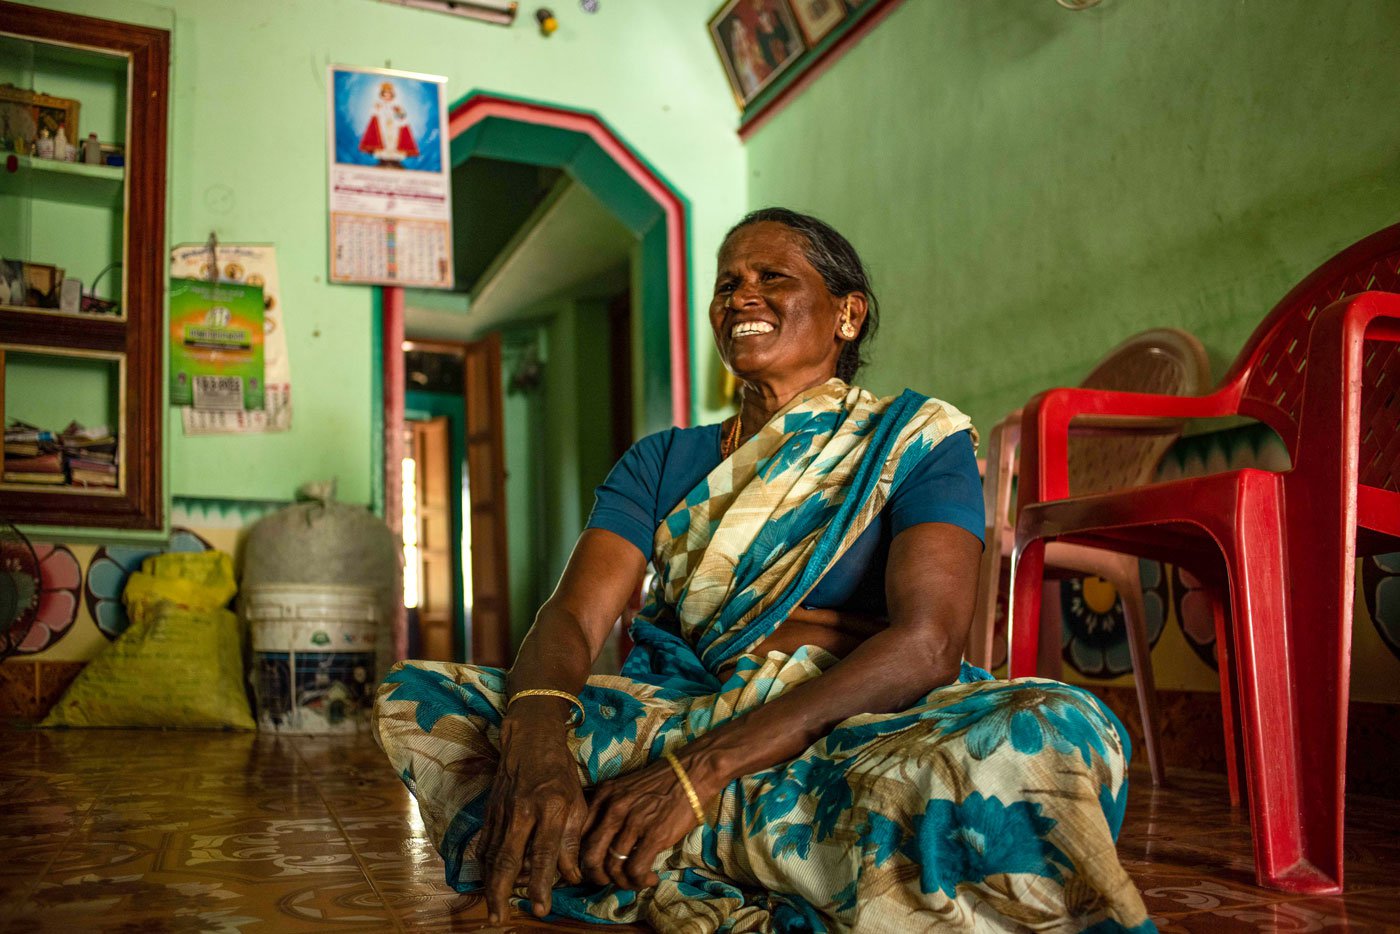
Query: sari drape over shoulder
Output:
[[373, 381, 1155, 933]]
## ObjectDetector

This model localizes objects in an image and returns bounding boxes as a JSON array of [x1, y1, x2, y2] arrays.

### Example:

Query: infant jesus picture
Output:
[[359, 81, 419, 167]]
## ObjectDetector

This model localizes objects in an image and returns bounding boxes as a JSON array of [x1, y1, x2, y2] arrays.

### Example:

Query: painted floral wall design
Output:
[[11, 544, 81, 655], [1171, 564, 1219, 672], [1058, 558, 1168, 678], [1362, 552, 1400, 658], [83, 528, 213, 640]]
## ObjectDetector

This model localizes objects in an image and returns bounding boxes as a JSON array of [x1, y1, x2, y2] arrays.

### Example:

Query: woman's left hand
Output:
[[579, 756, 706, 890]]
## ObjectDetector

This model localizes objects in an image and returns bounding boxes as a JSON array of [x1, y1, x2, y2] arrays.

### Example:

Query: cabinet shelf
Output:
[[0, 154, 125, 206], [0, 479, 124, 495], [0, 1, 168, 533], [0, 307, 126, 353]]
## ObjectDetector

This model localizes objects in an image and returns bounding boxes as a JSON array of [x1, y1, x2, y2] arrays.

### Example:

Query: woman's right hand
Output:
[[480, 529, 645, 920], [481, 702, 588, 923]]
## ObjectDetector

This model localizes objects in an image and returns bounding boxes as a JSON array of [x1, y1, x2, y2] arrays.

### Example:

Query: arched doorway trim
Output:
[[447, 91, 691, 428], [376, 92, 692, 660]]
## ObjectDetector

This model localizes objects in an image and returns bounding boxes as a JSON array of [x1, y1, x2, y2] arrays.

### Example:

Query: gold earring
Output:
[[841, 317, 858, 339]]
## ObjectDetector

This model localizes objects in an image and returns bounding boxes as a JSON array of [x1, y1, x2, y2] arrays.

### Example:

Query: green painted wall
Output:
[[5, 351, 118, 431], [28, 0, 746, 506], [744, 0, 1400, 437], [494, 298, 619, 651], [501, 330, 548, 647], [541, 301, 580, 592], [571, 298, 616, 523]]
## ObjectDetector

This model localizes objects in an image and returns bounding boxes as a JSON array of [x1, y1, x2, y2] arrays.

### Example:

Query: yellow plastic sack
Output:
[[123, 549, 239, 614], [43, 550, 254, 730]]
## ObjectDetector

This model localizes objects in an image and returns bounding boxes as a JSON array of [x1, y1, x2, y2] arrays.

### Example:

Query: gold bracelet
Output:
[[662, 749, 708, 827], [507, 689, 585, 727]]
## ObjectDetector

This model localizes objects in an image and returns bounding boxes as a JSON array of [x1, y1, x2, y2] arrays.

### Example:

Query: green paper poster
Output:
[[169, 277, 266, 410]]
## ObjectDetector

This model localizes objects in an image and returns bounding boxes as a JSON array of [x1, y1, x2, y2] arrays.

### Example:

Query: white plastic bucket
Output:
[[244, 584, 380, 734]]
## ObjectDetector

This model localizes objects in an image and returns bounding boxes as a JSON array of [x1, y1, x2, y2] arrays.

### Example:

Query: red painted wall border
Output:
[[446, 94, 692, 427]]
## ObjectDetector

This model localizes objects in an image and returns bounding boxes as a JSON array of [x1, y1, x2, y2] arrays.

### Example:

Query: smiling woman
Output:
[[712, 208, 878, 394], [372, 209, 1153, 932]]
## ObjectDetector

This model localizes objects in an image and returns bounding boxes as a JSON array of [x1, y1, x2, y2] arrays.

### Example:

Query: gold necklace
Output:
[[722, 412, 743, 458]]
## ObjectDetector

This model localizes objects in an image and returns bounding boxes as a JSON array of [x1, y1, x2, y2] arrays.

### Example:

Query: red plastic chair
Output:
[[1009, 223, 1400, 895], [971, 328, 1211, 788]]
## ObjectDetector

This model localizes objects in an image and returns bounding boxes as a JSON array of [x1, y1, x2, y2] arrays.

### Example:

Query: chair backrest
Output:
[[1226, 223, 1400, 492], [1068, 328, 1212, 496], [982, 327, 1210, 540]]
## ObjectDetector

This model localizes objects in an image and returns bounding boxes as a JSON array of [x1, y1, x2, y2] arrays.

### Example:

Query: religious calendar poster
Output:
[[327, 65, 454, 288], [170, 243, 293, 433]]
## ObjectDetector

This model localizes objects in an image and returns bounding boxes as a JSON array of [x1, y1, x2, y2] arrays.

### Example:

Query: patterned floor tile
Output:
[[1127, 826, 1400, 896], [42, 831, 166, 879], [3, 797, 94, 839], [2, 730, 1395, 932], [159, 824, 366, 883], [1255, 888, 1400, 929], [1129, 864, 1287, 920], [1, 870, 402, 933], [1152, 890, 1400, 933]]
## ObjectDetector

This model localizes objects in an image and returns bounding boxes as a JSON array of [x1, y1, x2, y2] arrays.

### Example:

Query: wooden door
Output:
[[463, 333, 513, 667], [411, 416, 455, 662]]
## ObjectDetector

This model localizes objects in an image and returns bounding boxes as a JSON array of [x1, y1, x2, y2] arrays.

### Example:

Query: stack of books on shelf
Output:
[[4, 422, 63, 485], [62, 422, 118, 487], [4, 420, 117, 488]]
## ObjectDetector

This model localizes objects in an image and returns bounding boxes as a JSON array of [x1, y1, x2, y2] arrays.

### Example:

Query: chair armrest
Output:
[[1292, 291, 1400, 485], [1305, 289, 1400, 351], [1016, 386, 1240, 505]]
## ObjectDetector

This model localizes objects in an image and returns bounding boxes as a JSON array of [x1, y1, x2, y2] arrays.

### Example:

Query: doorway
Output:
[[400, 337, 511, 667], [380, 93, 692, 668], [403, 413, 454, 662]]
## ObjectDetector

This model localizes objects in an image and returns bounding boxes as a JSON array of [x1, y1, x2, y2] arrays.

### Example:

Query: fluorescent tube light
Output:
[[378, 0, 518, 26]]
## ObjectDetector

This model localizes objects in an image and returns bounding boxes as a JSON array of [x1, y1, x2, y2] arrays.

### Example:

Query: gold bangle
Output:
[[507, 689, 585, 727], [662, 749, 708, 827]]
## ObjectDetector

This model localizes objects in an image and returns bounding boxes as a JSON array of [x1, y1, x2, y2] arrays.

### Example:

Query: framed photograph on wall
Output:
[[31, 88, 78, 141], [0, 83, 79, 147], [708, 0, 807, 108], [789, 0, 848, 46]]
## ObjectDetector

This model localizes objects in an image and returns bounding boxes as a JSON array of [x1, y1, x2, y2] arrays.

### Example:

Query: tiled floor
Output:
[[0, 727, 1397, 932]]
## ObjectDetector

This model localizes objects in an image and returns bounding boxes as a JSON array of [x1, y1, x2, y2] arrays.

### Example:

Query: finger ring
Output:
[[608, 850, 630, 860]]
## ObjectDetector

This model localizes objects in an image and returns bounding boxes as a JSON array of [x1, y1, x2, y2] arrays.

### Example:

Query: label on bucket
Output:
[[252, 621, 378, 653], [242, 586, 381, 624]]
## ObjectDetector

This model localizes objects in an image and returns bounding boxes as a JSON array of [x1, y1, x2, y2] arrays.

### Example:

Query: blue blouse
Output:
[[585, 424, 984, 616]]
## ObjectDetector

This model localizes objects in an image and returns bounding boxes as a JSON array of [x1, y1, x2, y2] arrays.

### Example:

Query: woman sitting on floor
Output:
[[373, 208, 1153, 933]]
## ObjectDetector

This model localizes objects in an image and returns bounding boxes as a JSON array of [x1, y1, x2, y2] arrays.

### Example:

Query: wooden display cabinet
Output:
[[0, 2, 168, 531]]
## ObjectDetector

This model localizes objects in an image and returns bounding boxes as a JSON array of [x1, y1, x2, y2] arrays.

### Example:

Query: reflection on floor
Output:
[[0, 727, 1397, 932]]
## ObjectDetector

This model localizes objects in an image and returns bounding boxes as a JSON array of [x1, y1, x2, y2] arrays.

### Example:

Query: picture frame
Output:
[[0, 82, 79, 150], [708, 0, 807, 109], [24, 261, 63, 308], [788, 0, 848, 46]]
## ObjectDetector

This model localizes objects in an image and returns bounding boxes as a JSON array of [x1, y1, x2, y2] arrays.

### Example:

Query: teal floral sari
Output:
[[373, 381, 1154, 933]]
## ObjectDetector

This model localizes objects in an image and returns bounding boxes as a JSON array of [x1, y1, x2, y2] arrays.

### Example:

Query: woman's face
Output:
[[710, 222, 859, 385]]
